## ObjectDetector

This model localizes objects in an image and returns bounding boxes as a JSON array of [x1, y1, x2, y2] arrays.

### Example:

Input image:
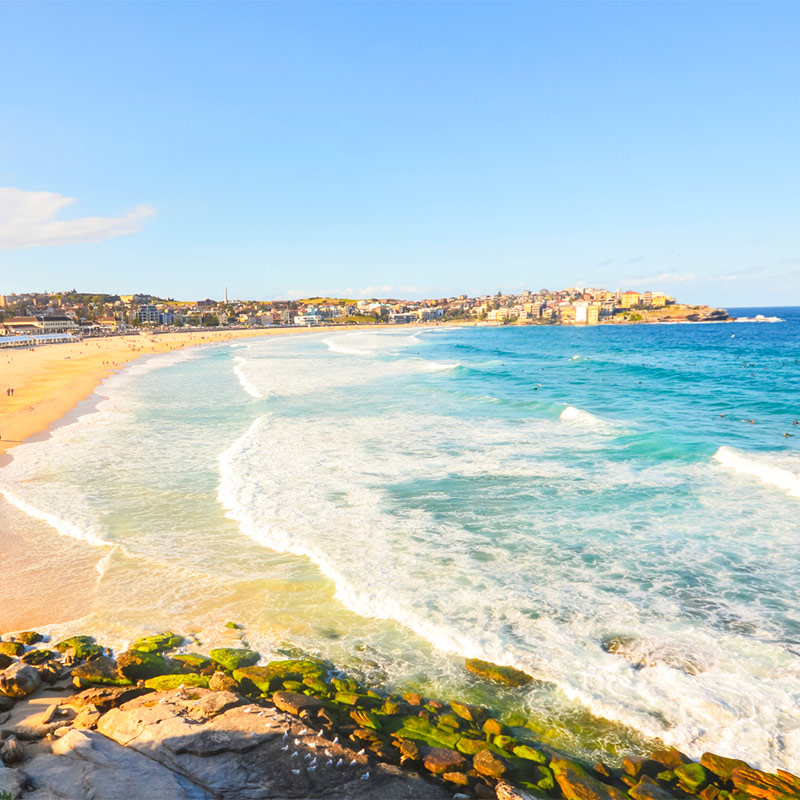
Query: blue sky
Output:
[[1, 1, 797, 305]]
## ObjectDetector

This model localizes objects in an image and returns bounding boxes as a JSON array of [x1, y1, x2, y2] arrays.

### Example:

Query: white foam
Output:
[[560, 405, 609, 429], [233, 356, 262, 398], [0, 488, 110, 548], [424, 361, 461, 371], [713, 447, 800, 499]]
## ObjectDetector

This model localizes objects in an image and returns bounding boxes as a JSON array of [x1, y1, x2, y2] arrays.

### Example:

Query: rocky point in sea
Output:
[[0, 627, 798, 800]]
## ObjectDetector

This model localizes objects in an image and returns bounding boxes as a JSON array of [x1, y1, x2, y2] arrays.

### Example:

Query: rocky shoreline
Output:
[[1, 629, 798, 800]]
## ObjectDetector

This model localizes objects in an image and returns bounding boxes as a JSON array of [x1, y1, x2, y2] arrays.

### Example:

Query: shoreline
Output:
[[0, 325, 375, 462], [0, 629, 795, 800]]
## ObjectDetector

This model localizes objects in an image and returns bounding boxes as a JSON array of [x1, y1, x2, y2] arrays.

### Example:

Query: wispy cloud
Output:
[[0, 188, 155, 249], [625, 271, 697, 285]]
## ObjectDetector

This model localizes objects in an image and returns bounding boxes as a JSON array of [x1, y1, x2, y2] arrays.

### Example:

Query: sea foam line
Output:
[[233, 356, 262, 398], [0, 488, 111, 549], [713, 446, 800, 499]]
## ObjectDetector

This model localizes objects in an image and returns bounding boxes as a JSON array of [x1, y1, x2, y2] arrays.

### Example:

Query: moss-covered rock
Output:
[[72, 656, 132, 688], [483, 717, 506, 737], [232, 659, 323, 694], [225, 621, 242, 629], [54, 635, 95, 653], [674, 763, 708, 793], [171, 653, 212, 672], [130, 633, 184, 653], [450, 701, 482, 722], [302, 676, 329, 694], [210, 647, 260, 671], [0, 642, 25, 658], [117, 649, 170, 681], [457, 736, 491, 755], [551, 758, 628, 800], [513, 744, 548, 764], [465, 658, 534, 687], [350, 709, 382, 730], [21, 649, 55, 665], [700, 753, 749, 782], [16, 631, 43, 646], [71, 642, 106, 660], [143, 673, 209, 691]]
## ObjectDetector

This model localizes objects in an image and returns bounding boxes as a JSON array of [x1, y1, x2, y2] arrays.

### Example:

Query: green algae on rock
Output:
[[0, 642, 26, 658], [117, 649, 170, 681], [130, 633, 184, 653], [15, 631, 44, 646], [54, 635, 96, 653], [144, 673, 210, 691], [465, 658, 534, 687], [209, 647, 260, 671], [72, 656, 133, 688]]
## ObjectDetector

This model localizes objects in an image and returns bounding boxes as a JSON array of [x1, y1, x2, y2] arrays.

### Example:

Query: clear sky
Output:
[[1, 1, 798, 305]]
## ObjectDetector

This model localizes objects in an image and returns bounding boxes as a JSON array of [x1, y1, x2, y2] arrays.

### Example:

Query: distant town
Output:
[[0, 287, 729, 343]]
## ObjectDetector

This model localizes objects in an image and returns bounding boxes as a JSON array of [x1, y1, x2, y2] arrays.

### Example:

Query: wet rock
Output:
[[629, 775, 680, 800], [15, 631, 43, 646], [444, 770, 471, 786], [457, 737, 490, 755], [399, 738, 421, 761], [272, 690, 323, 716], [0, 663, 42, 699], [72, 655, 132, 688], [0, 654, 13, 671], [483, 718, 506, 736], [423, 747, 468, 774], [117, 649, 169, 681], [144, 673, 210, 691], [513, 745, 547, 764], [497, 782, 544, 800], [403, 692, 423, 706], [209, 671, 239, 692], [701, 753, 750, 782], [209, 647, 260, 671], [0, 642, 25, 659], [451, 701, 481, 722], [650, 748, 692, 771], [54, 635, 95, 653], [674, 762, 708, 792], [474, 749, 511, 780], [731, 766, 800, 800], [172, 653, 212, 672], [20, 648, 55, 665], [465, 658, 534, 687], [601, 636, 707, 675], [551, 758, 628, 800], [130, 633, 184, 653]]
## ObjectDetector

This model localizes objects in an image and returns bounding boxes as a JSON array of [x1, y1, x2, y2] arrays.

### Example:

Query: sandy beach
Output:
[[0, 326, 352, 460]]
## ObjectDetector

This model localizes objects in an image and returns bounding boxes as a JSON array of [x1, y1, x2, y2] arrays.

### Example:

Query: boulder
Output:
[[272, 690, 323, 716], [551, 758, 628, 800], [0, 642, 25, 658], [674, 763, 708, 792], [465, 658, 534, 687], [15, 631, 43, 645], [513, 745, 547, 764], [20, 648, 55, 665], [0, 654, 13, 670], [0, 663, 42, 699], [0, 736, 25, 766], [129, 632, 184, 653], [209, 671, 239, 692], [731, 766, 800, 800], [450, 701, 481, 722], [423, 747, 468, 774], [701, 753, 749, 782], [474, 749, 511, 780], [629, 775, 679, 800], [143, 674, 210, 691], [117, 649, 169, 681], [54, 635, 96, 653], [497, 782, 545, 800], [72, 656, 132, 688], [172, 653, 212, 672], [209, 647, 259, 671]]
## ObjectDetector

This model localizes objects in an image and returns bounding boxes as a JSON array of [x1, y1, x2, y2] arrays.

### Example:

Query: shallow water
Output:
[[2, 309, 800, 770]]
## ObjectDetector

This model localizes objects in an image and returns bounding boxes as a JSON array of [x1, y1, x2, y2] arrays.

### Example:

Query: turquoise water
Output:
[[2, 309, 800, 770]]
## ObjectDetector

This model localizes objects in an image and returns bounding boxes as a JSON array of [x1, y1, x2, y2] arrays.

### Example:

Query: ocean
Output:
[[2, 308, 799, 771]]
